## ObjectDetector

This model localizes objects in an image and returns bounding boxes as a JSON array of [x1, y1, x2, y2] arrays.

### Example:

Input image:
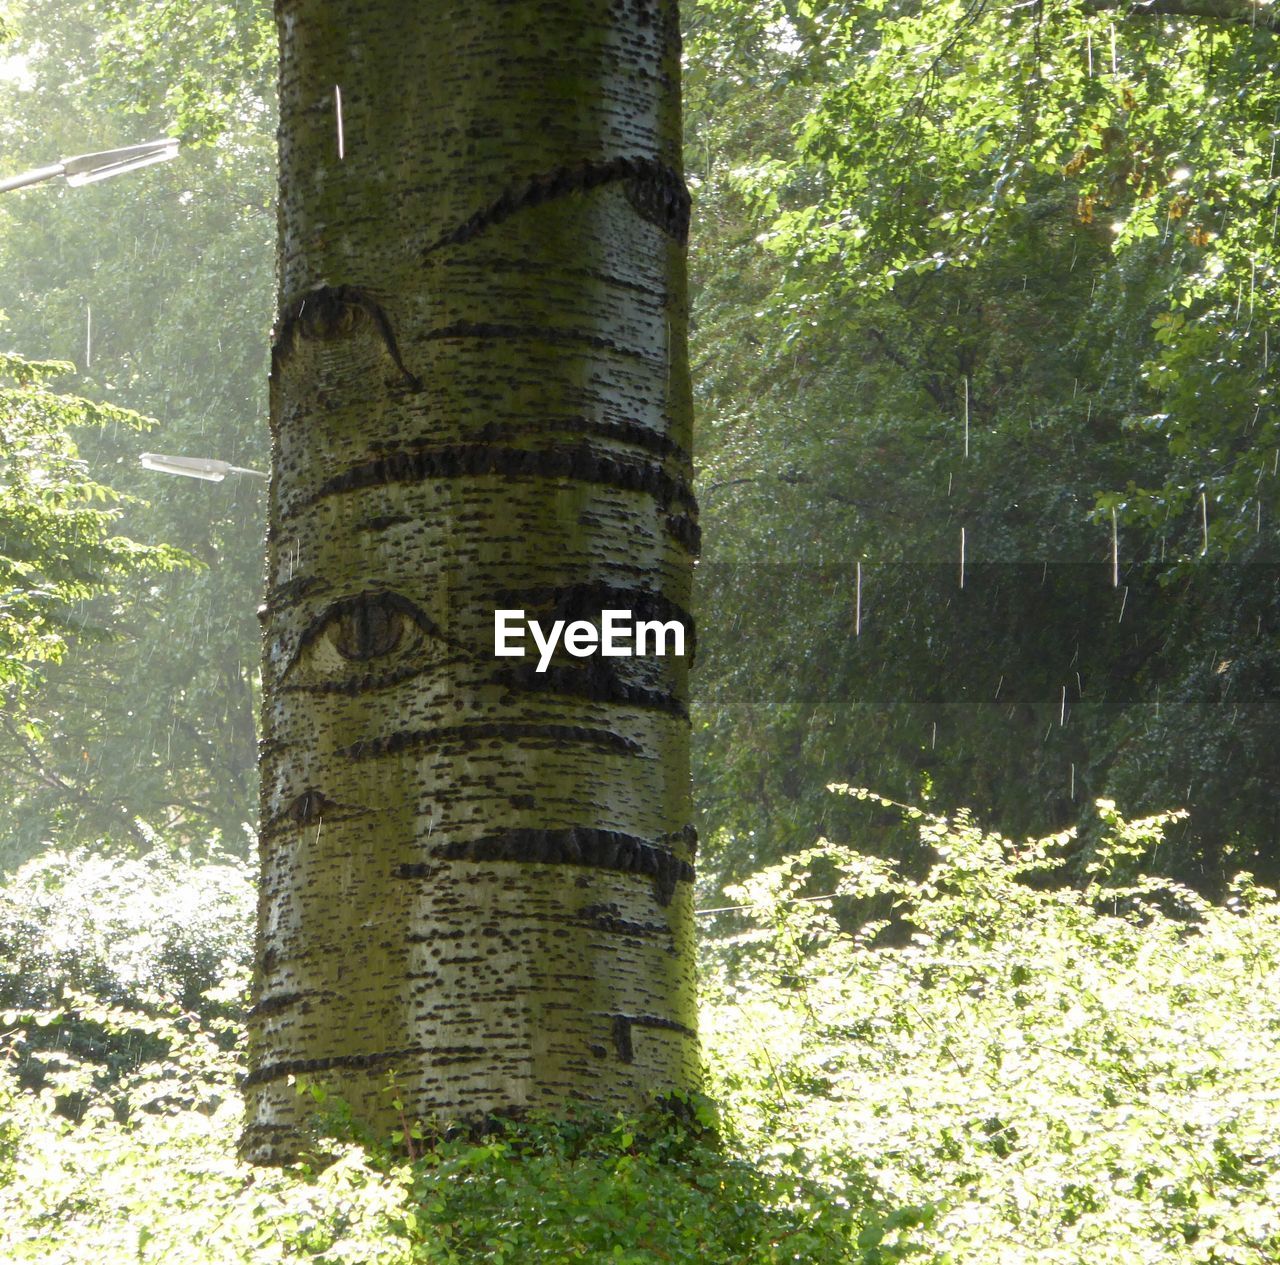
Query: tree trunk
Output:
[[242, 0, 698, 1164]]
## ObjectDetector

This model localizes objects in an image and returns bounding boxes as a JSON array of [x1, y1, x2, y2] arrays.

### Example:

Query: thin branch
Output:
[[1084, 0, 1280, 32]]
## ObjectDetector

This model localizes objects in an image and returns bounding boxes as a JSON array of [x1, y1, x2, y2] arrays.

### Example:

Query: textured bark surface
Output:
[[243, 0, 697, 1163]]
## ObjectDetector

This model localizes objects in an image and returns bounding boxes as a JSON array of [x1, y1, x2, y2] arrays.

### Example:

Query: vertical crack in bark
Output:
[[270, 284, 423, 391]]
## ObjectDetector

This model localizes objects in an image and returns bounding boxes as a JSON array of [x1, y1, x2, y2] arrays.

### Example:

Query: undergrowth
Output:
[[0, 794, 1277, 1262]]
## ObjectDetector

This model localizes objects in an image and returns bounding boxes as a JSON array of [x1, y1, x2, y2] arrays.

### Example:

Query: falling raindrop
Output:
[[994, 673, 1004, 700], [959, 527, 966, 589], [335, 85, 345, 160], [1111, 506, 1119, 587], [1200, 491, 1209, 554], [962, 376, 969, 458], [85, 304, 91, 367], [1060, 685, 1067, 726], [931, 721, 937, 749], [854, 561, 862, 636], [1117, 584, 1128, 623], [1070, 762, 1075, 799]]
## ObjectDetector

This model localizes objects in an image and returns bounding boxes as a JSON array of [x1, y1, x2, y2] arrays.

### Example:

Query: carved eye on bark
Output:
[[285, 591, 443, 689], [332, 598, 402, 660]]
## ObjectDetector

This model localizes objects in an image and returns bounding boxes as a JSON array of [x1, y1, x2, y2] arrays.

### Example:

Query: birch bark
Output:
[[243, 0, 697, 1163]]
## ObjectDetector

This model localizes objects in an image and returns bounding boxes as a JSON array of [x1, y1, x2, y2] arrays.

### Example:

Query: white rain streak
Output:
[[855, 561, 862, 636], [1111, 506, 1119, 587], [959, 526, 966, 589], [335, 85, 345, 160], [1201, 490, 1209, 554]]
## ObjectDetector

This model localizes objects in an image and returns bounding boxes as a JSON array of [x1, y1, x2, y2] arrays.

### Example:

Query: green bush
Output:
[[2, 797, 1278, 1262], [703, 790, 1280, 1262], [0, 847, 252, 1118]]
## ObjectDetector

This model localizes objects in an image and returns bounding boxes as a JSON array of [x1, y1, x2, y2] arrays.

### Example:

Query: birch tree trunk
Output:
[[242, 0, 698, 1163]]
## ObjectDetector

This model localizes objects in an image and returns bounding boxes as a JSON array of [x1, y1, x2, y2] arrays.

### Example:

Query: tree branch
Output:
[[1084, 0, 1280, 33]]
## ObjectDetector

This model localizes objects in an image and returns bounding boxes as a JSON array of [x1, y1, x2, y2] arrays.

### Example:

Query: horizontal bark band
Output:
[[295, 441, 698, 520], [339, 721, 641, 761], [494, 662, 689, 718], [242, 1043, 431, 1089], [474, 413, 691, 468], [395, 826, 695, 904]]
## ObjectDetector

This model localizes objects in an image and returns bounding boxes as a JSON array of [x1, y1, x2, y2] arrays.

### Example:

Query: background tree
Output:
[[685, 0, 1280, 891], [0, 350, 184, 863], [0, 0, 275, 857]]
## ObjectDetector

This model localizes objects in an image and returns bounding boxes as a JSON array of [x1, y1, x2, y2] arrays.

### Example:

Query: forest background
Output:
[[1, 0, 1279, 1260]]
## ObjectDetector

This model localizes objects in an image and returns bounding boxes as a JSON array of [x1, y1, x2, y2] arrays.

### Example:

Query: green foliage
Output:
[[0, 845, 252, 1121], [0, 351, 183, 691], [2, 799, 1278, 1261], [704, 791, 1280, 1261], [0, 0, 273, 856], [685, 0, 1280, 888]]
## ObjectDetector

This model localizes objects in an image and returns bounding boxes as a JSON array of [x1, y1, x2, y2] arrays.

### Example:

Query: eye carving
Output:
[[332, 597, 402, 660], [284, 591, 445, 689]]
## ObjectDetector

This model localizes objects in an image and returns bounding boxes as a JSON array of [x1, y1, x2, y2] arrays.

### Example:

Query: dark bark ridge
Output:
[[611, 1013, 697, 1064], [395, 825, 697, 906], [338, 721, 643, 761], [493, 660, 689, 719], [243, 1044, 433, 1089], [423, 156, 692, 255], [288, 440, 700, 552]]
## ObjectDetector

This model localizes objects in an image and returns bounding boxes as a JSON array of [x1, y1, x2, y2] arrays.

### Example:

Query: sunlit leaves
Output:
[[0, 354, 184, 690]]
